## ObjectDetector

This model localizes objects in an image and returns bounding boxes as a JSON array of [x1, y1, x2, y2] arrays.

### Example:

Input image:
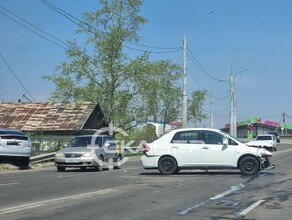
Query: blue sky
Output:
[[0, 0, 291, 128]]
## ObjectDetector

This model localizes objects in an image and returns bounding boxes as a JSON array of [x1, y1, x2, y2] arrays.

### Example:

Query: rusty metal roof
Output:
[[0, 102, 99, 131]]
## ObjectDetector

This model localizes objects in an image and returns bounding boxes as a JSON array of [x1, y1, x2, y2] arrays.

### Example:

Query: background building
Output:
[[222, 116, 292, 139]]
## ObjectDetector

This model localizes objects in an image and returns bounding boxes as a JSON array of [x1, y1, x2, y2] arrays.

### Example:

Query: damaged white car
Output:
[[141, 128, 274, 175], [246, 134, 278, 152]]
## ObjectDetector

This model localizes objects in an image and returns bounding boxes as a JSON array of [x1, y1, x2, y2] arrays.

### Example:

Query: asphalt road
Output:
[[0, 144, 292, 220]]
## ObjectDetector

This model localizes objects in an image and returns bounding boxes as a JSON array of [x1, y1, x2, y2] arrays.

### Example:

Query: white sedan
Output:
[[141, 128, 273, 175], [246, 134, 278, 151]]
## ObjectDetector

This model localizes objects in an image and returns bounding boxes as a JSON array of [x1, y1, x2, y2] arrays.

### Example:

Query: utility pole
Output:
[[182, 36, 187, 128], [182, 34, 188, 128], [181, 10, 214, 128], [229, 73, 236, 136], [276, 112, 287, 135], [229, 59, 249, 137], [210, 95, 214, 128]]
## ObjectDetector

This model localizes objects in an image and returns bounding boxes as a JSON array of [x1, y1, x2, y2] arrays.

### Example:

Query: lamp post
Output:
[[229, 62, 249, 137], [182, 10, 214, 128]]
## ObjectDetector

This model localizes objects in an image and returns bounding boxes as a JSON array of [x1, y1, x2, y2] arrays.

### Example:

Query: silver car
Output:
[[0, 128, 32, 167], [54, 135, 123, 172]]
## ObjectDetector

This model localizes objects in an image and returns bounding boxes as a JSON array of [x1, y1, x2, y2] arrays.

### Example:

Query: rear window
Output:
[[257, 136, 272, 140], [0, 135, 28, 140], [0, 130, 25, 135]]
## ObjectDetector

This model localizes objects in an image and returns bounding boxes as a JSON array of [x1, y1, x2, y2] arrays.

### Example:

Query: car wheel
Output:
[[57, 166, 66, 172], [239, 156, 260, 175], [158, 156, 178, 175], [95, 156, 104, 171], [22, 157, 30, 167], [114, 155, 122, 169]]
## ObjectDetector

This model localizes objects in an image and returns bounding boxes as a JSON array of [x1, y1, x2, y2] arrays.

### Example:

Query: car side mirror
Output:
[[223, 137, 228, 146]]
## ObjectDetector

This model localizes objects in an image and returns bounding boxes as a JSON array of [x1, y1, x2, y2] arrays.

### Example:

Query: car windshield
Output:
[[220, 131, 245, 143], [68, 137, 92, 148]]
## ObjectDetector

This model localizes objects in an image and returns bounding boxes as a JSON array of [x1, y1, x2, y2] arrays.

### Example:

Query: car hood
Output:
[[243, 143, 273, 156]]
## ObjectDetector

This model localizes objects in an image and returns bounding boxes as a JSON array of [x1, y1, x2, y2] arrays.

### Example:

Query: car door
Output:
[[199, 130, 237, 166], [170, 130, 201, 166], [93, 135, 104, 158], [103, 136, 117, 160]]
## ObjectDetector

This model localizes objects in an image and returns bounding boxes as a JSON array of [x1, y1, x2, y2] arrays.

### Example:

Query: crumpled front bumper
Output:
[[260, 156, 276, 170]]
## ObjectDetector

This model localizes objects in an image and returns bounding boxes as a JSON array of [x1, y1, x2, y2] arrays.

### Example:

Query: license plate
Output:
[[65, 158, 80, 163]]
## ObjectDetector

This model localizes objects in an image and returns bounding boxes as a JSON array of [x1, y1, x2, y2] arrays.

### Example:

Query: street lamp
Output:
[[182, 10, 214, 128], [229, 61, 249, 137]]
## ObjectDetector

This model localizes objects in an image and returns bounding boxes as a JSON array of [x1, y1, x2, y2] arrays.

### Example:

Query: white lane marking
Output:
[[210, 184, 245, 200], [0, 188, 116, 215], [238, 200, 265, 216], [179, 183, 245, 215], [0, 182, 19, 187]]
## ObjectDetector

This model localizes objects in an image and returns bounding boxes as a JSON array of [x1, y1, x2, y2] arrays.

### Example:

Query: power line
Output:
[[0, 54, 37, 102], [0, 8, 68, 50], [0, 4, 109, 92], [41, 0, 181, 54], [186, 68, 205, 90], [0, 5, 68, 48], [41, 0, 101, 34], [187, 47, 226, 82], [123, 45, 182, 54], [129, 42, 181, 50]]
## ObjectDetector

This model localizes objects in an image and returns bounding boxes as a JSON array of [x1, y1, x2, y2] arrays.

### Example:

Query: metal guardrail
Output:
[[30, 152, 55, 164]]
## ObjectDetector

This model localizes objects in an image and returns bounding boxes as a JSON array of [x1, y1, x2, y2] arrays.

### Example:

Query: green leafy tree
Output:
[[135, 59, 182, 131], [188, 90, 208, 125], [44, 0, 147, 128]]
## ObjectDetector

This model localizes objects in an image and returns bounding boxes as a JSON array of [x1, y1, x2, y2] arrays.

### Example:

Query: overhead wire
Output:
[[186, 68, 206, 91], [0, 4, 110, 92], [41, 0, 101, 34], [41, 0, 181, 54], [0, 9, 68, 50], [0, 5, 68, 48], [0, 54, 37, 102], [187, 47, 226, 82]]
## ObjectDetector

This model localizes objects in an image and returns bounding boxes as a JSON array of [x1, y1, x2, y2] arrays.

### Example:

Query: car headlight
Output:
[[82, 152, 93, 157], [55, 152, 65, 158]]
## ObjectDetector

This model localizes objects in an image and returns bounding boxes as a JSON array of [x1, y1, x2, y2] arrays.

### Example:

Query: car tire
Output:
[[57, 166, 66, 172], [158, 156, 178, 175], [175, 168, 181, 174], [21, 157, 30, 167], [239, 156, 260, 175], [95, 155, 104, 172]]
